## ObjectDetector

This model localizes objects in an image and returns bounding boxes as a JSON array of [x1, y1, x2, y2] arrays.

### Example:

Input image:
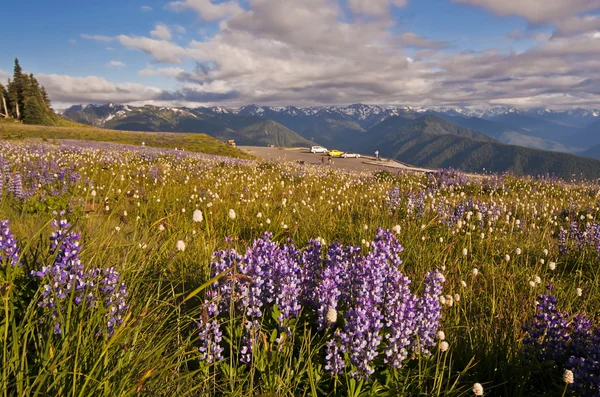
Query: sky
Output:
[[1, 0, 599, 109]]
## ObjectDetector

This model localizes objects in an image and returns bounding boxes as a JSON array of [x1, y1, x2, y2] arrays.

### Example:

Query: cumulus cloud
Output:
[[452, 0, 600, 23], [138, 66, 186, 77], [67, 0, 600, 108], [555, 15, 600, 37], [0, 69, 10, 83], [167, 0, 243, 21], [117, 35, 190, 63], [347, 0, 407, 16], [81, 34, 114, 42], [398, 32, 448, 49], [107, 60, 126, 68], [151, 24, 172, 41], [36, 74, 163, 105]]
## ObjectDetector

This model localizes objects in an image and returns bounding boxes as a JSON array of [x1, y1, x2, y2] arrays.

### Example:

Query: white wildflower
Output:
[[176, 240, 186, 252], [440, 341, 449, 352], [326, 308, 338, 325], [473, 383, 484, 396], [228, 209, 236, 219], [191, 209, 204, 223], [563, 369, 574, 384]]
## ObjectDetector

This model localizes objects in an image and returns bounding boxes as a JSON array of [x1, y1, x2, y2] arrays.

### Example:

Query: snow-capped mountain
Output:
[[62, 102, 600, 154]]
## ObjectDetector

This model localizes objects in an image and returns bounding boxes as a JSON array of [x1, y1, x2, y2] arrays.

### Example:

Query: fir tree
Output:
[[1, 59, 60, 125], [0, 83, 8, 118]]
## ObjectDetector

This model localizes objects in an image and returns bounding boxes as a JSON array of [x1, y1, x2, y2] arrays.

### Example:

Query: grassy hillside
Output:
[[359, 116, 600, 179], [63, 104, 313, 147], [0, 122, 254, 159]]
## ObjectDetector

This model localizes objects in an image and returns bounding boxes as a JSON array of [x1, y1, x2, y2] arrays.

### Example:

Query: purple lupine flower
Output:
[[197, 318, 224, 363], [413, 270, 445, 354], [325, 331, 346, 374], [32, 219, 129, 336], [8, 172, 24, 199], [99, 267, 129, 335], [523, 294, 600, 396], [0, 220, 20, 267], [299, 239, 324, 306]]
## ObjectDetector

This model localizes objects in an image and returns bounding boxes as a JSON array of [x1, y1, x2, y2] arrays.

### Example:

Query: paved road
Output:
[[239, 146, 433, 173]]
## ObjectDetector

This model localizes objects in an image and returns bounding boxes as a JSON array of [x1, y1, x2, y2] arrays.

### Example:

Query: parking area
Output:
[[239, 146, 432, 173]]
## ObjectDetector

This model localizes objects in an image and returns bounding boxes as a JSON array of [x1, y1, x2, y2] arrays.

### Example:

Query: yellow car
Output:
[[328, 150, 344, 158]]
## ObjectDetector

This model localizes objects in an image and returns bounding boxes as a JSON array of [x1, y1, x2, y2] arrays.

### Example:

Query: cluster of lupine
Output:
[[30, 217, 129, 335], [197, 229, 445, 379], [558, 221, 600, 256], [429, 167, 470, 187], [523, 293, 600, 396], [0, 220, 20, 267], [386, 187, 426, 218]]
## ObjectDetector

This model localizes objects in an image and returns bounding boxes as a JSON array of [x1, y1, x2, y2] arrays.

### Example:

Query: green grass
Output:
[[0, 140, 598, 396], [0, 122, 254, 159]]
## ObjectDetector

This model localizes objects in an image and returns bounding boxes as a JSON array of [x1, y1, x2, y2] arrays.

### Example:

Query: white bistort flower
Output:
[[440, 341, 449, 352], [228, 209, 236, 220], [563, 369, 574, 384], [176, 240, 186, 252], [473, 383, 484, 396], [193, 209, 203, 223], [326, 308, 338, 325]]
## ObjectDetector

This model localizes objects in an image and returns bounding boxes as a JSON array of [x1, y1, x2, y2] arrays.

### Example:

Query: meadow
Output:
[[1, 137, 599, 396]]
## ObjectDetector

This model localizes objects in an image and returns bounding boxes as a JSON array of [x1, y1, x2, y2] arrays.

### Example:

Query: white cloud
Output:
[[167, 0, 242, 21], [36, 74, 162, 105], [0, 69, 10, 84], [452, 0, 600, 23], [68, 0, 600, 108], [151, 24, 172, 41], [398, 32, 448, 49], [117, 35, 190, 63], [69, 39, 77, 45], [139, 66, 185, 77], [107, 60, 126, 68], [141, 5, 153, 12], [347, 0, 406, 16], [555, 15, 600, 37], [81, 34, 114, 42]]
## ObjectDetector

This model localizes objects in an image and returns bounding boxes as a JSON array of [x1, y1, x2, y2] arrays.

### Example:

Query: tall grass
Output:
[[0, 140, 598, 396]]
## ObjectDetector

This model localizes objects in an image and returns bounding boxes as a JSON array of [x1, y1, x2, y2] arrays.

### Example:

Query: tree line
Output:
[[0, 58, 60, 125]]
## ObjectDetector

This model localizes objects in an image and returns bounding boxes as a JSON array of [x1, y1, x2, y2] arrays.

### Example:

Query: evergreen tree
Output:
[[0, 83, 8, 118], [11, 58, 24, 116], [2, 58, 60, 125], [40, 86, 51, 108]]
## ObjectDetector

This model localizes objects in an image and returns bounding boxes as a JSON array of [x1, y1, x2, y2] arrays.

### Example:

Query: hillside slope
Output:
[[358, 116, 600, 179], [63, 104, 313, 147], [0, 122, 254, 159]]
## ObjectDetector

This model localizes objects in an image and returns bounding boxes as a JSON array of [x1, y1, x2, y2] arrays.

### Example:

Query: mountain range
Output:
[[62, 103, 600, 179]]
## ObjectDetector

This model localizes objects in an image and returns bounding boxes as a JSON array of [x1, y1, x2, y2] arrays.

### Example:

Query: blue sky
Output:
[[0, 0, 598, 108]]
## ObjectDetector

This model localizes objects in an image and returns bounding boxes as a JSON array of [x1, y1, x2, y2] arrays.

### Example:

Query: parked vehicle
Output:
[[310, 146, 328, 153], [328, 150, 344, 158], [341, 152, 361, 158]]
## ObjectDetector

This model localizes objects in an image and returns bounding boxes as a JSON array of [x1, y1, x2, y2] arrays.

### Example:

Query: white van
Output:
[[310, 146, 328, 153]]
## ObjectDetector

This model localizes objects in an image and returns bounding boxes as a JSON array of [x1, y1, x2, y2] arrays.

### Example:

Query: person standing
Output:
[[375, 150, 379, 160]]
